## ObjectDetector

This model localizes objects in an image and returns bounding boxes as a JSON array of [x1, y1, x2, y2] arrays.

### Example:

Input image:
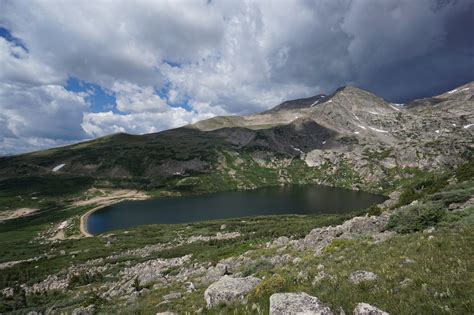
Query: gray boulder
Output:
[[353, 303, 389, 315], [349, 271, 378, 284], [269, 292, 333, 315], [298, 212, 392, 254], [204, 275, 260, 308], [162, 292, 182, 300]]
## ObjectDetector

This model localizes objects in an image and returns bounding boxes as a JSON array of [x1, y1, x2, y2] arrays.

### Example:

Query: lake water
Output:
[[87, 184, 387, 235]]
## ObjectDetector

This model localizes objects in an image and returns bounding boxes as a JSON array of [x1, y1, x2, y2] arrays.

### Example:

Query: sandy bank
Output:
[[79, 189, 149, 237]]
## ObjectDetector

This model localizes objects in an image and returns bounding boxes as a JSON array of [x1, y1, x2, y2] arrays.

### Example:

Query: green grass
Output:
[[0, 145, 472, 313], [201, 215, 474, 314]]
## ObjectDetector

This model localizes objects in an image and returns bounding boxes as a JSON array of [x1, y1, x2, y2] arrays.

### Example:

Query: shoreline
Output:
[[79, 194, 149, 237], [78, 184, 393, 237], [79, 204, 108, 237]]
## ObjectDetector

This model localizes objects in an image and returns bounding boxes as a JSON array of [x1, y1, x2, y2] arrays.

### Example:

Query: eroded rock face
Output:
[[269, 292, 333, 315], [204, 275, 260, 308], [349, 271, 378, 284], [353, 303, 389, 315]]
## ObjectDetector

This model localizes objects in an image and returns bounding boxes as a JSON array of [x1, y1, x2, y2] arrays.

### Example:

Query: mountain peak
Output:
[[266, 94, 327, 112]]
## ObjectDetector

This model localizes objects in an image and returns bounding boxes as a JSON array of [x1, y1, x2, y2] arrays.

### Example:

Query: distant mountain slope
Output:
[[0, 82, 473, 194]]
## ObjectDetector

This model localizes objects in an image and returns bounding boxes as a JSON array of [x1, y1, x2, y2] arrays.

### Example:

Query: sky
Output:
[[0, 0, 473, 155]]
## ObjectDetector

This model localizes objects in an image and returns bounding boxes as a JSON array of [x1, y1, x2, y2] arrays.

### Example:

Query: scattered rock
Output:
[[1, 287, 14, 298], [269, 292, 333, 315], [292, 257, 302, 264], [270, 254, 292, 266], [187, 232, 241, 244], [220, 224, 227, 230], [270, 236, 290, 248], [423, 227, 435, 234], [72, 304, 96, 315], [399, 278, 413, 288], [312, 271, 330, 285], [199, 255, 252, 284], [402, 258, 415, 265], [163, 292, 182, 300], [349, 271, 378, 284], [204, 275, 260, 308], [185, 282, 196, 292], [353, 302, 389, 315], [371, 231, 397, 243]]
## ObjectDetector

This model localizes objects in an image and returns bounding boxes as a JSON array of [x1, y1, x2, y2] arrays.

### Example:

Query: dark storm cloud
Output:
[[0, 0, 472, 154], [267, 0, 474, 102]]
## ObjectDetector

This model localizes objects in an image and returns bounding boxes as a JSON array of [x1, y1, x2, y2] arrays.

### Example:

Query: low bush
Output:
[[455, 160, 474, 182], [254, 274, 286, 298], [387, 202, 446, 233], [366, 204, 382, 216], [396, 174, 449, 207], [429, 189, 471, 206]]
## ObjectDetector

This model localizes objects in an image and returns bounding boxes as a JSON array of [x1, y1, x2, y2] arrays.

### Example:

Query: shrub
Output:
[[367, 205, 382, 216], [397, 187, 420, 207], [254, 274, 286, 298], [430, 189, 471, 206], [387, 202, 446, 233], [455, 161, 474, 182], [396, 174, 449, 207]]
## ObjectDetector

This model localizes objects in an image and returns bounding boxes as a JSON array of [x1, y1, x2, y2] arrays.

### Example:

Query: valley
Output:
[[0, 83, 473, 314]]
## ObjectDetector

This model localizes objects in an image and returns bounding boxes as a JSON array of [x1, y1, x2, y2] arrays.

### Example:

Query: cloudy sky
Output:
[[0, 0, 473, 155]]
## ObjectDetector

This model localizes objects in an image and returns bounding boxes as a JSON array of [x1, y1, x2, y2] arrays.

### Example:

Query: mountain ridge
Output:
[[0, 82, 472, 195]]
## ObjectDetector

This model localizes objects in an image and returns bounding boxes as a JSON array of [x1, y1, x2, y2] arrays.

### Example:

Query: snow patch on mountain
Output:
[[52, 164, 66, 172]]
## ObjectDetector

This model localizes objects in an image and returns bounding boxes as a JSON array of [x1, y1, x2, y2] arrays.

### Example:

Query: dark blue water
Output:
[[87, 184, 387, 235]]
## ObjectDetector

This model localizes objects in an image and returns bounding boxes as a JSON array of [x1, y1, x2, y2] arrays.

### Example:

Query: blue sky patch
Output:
[[0, 26, 28, 52], [65, 77, 118, 113]]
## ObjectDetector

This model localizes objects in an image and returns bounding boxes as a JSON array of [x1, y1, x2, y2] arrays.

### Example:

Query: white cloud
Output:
[[82, 109, 213, 138], [0, 0, 472, 154], [112, 81, 168, 113]]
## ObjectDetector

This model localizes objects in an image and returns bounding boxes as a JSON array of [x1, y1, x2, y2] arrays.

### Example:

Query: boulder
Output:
[[269, 292, 333, 315], [162, 292, 181, 300], [271, 236, 290, 248], [298, 212, 391, 254], [353, 303, 389, 315], [204, 275, 260, 308], [349, 271, 378, 284]]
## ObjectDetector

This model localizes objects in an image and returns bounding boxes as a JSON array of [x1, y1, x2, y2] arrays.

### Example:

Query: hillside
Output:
[[0, 82, 473, 314], [1, 82, 472, 198]]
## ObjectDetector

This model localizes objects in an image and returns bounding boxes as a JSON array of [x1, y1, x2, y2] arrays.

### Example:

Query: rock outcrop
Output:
[[204, 275, 260, 308], [295, 212, 392, 254], [269, 292, 333, 315]]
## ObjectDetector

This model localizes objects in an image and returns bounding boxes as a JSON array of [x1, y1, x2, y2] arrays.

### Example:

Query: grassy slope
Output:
[[0, 155, 472, 313]]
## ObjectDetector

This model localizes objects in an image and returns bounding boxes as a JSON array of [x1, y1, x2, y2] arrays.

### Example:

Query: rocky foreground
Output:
[[1, 171, 473, 314]]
